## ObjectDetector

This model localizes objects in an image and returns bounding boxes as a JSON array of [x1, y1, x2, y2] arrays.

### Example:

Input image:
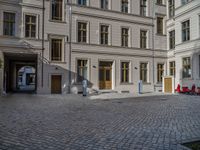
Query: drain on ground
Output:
[[182, 141, 200, 150]]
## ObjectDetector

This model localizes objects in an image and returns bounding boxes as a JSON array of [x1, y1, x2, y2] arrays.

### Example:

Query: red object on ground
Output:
[[190, 84, 196, 94], [182, 86, 190, 93], [197, 88, 200, 95], [175, 84, 181, 93]]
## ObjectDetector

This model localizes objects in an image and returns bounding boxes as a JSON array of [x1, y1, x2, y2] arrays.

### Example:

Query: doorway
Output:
[[99, 61, 112, 90], [51, 75, 62, 94]]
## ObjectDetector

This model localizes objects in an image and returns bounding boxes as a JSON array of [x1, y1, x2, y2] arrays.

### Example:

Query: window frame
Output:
[[100, 24, 110, 45], [140, 62, 148, 83], [3, 12, 16, 36], [76, 59, 88, 83], [169, 61, 175, 76], [121, 0, 129, 13], [50, 38, 63, 62], [78, 0, 87, 6], [51, 0, 63, 21], [182, 57, 191, 78], [157, 17, 164, 35], [168, 0, 175, 18], [77, 21, 88, 43], [121, 27, 129, 47], [140, 30, 147, 49], [100, 0, 109, 9], [24, 14, 37, 39], [157, 63, 164, 83], [182, 20, 190, 42], [140, 0, 147, 17], [120, 61, 130, 83], [169, 30, 175, 49]]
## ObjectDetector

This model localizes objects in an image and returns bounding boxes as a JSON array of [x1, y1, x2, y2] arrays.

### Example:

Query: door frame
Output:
[[51, 74, 62, 94], [98, 60, 114, 90]]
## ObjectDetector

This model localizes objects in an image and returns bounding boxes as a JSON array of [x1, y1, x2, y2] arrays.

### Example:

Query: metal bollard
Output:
[[138, 80, 143, 94], [82, 79, 87, 96]]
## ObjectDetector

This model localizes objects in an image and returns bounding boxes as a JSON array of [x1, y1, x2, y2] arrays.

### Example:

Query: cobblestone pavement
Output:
[[0, 94, 200, 150]]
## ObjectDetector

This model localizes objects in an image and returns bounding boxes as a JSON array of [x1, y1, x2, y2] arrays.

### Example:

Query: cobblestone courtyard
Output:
[[0, 94, 200, 150]]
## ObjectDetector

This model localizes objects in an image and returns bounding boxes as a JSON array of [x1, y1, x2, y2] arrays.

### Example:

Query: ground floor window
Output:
[[140, 63, 148, 83], [121, 62, 129, 83], [77, 59, 88, 82], [157, 64, 164, 83], [169, 61, 175, 76], [182, 57, 191, 78]]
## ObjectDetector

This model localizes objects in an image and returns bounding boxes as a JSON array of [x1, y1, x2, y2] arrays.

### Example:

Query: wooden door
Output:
[[51, 75, 62, 94], [164, 77, 172, 93], [99, 66, 112, 90]]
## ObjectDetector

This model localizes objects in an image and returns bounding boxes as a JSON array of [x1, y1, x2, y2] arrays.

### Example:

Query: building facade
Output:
[[0, 0, 169, 94], [166, 0, 200, 89]]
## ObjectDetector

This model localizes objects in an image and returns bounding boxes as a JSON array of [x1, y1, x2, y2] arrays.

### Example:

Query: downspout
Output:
[[152, 0, 155, 91], [41, 0, 45, 87], [68, 0, 72, 93]]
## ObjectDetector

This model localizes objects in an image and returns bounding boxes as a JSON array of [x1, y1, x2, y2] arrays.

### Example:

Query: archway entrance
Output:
[[4, 53, 37, 93]]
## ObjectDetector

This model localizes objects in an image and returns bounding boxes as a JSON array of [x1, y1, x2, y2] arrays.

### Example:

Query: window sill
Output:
[[155, 3, 166, 7], [156, 33, 166, 36], [49, 19, 67, 24], [120, 82, 134, 85], [50, 61, 66, 64], [143, 82, 151, 85]]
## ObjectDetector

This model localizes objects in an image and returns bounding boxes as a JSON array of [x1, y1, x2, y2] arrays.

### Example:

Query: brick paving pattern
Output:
[[0, 94, 200, 150]]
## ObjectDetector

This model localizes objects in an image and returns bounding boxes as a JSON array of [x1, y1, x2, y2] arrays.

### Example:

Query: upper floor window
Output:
[[100, 25, 109, 45], [78, 22, 87, 43], [157, 64, 164, 83], [78, 0, 87, 6], [182, 57, 191, 78], [169, 61, 175, 76], [157, 0, 162, 5], [182, 20, 190, 42], [140, 63, 148, 83], [52, 0, 63, 21], [51, 39, 63, 61], [101, 0, 109, 9], [3, 12, 15, 36], [121, 62, 130, 83], [169, 30, 175, 49], [25, 15, 36, 38], [168, 0, 175, 18], [140, 30, 147, 48], [181, 0, 189, 5], [157, 17, 163, 35], [121, 0, 129, 13], [140, 0, 147, 16], [121, 28, 129, 47]]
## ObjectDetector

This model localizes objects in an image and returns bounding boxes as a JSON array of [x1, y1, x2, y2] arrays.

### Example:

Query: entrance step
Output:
[[98, 90, 118, 94]]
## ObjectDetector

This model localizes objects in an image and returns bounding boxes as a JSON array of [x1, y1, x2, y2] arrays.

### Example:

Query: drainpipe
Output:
[[152, 0, 155, 91], [41, 0, 45, 87], [68, 0, 72, 93]]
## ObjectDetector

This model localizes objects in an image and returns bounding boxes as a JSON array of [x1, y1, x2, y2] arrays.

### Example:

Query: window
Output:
[[157, 64, 164, 83], [78, 0, 87, 5], [182, 20, 190, 42], [121, 62, 129, 83], [181, 0, 189, 5], [25, 15, 36, 38], [3, 12, 15, 36], [101, 0, 108, 9], [168, 0, 175, 18], [140, 0, 147, 16], [182, 57, 191, 78], [169, 30, 175, 49], [140, 63, 148, 83], [121, 28, 129, 47], [78, 22, 87, 43], [52, 0, 63, 21], [121, 0, 129, 13], [100, 25, 109, 45], [51, 39, 62, 61], [140, 30, 147, 48], [169, 61, 175, 76], [77, 60, 88, 82], [157, 17, 163, 34], [157, 0, 162, 5]]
